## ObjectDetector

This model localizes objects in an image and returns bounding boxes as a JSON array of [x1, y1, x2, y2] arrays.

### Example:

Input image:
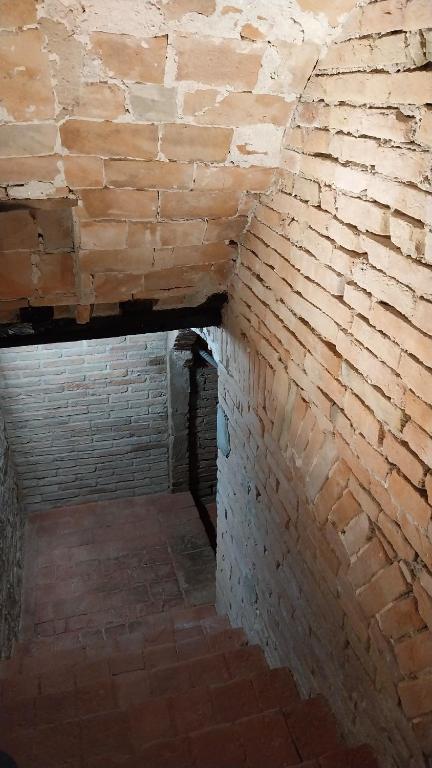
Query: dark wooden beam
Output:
[[0, 294, 227, 348]]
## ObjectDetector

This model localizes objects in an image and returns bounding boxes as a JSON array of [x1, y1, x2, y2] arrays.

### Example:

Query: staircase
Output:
[[0, 493, 379, 768]]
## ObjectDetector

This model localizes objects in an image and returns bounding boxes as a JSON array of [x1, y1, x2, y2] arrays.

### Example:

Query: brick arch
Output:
[[0, 0, 357, 325]]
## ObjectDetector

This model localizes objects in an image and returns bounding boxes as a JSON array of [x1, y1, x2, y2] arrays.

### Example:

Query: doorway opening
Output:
[[189, 337, 219, 550]]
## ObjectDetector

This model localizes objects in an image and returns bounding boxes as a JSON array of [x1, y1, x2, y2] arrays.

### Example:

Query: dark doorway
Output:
[[189, 339, 218, 549]]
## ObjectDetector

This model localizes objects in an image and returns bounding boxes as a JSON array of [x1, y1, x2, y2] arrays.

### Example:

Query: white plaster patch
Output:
[[38, 0, 84, 31], [163, 0, 328, 44], [0, 105, 14, 122], [8, 182, 58, 199], [78, 0, 165, 36], [230, 125, 285, 167]]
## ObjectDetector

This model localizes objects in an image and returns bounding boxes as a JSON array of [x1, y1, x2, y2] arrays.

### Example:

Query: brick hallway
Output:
[[0, 493, 378, 767]]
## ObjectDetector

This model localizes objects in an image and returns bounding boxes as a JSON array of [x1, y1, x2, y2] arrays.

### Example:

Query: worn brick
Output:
[[175, 35, 264, 89], [61, 121, 159, 160], [74, 83, 125, 120], [80, 189, 158, 220], [160, 191, 240, 220], [160, 124, 233, 163], [91, 33, 167, 83], [0, 210, 38, 251], [0, 124, 58, 158], [0, 30, 55, 120], [64, 156, 104, 189], [357, 563, 408, 618], [379, 596, 425, 640]]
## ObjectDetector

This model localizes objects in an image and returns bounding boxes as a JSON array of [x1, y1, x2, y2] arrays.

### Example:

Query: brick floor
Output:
[[0, 492, 379, 768]]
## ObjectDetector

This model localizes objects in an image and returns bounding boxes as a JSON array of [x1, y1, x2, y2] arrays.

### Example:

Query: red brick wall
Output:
[[204, 2, 432, 766]]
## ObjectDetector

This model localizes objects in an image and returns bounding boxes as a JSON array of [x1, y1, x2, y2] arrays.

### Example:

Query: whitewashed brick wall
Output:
[[0, 333, 170, 511]]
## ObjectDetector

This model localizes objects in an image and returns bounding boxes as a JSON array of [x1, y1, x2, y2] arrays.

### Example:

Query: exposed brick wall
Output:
[[189, 362, 218, 505], [0, 408, 23, 658], [0, 0, 342, 319], [0, 334, 169, 511], [1, 0, 431, 762], [202, 2, 432, 766]]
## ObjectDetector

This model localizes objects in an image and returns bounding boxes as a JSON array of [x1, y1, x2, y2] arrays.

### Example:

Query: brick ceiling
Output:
[[0, 0, 353, 323]]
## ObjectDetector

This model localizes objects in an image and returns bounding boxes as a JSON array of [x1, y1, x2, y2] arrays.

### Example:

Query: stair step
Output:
[[0, 640, 378, 768], [318, 744, 380, 767], [12, 603, 227, 661], [1, 614, 242, 680], [0, 699, 343, 768], [2, 492, 379, 767], [0, 645, 268, 716], [284, 697, 342, 761]]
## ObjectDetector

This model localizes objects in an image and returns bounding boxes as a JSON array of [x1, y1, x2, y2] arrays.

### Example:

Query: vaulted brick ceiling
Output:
[[0, 0, 352, 322]]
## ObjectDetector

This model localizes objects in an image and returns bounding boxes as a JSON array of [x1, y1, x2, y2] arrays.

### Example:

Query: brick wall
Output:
[[203, 2, 432, 766], [0, 0, 338, 319], [0, 408, 23, 658], [189, 362, 218, 505], [0, 334, 170, 512]]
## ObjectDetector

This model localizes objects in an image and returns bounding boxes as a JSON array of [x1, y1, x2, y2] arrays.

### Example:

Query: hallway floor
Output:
[[20, 492, 216, 650], [0, 493, 378, 768]]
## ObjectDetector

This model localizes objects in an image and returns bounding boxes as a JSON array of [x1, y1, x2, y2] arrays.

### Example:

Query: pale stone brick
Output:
[[128, 84, 178, 123], [0, 124, 58, 158]]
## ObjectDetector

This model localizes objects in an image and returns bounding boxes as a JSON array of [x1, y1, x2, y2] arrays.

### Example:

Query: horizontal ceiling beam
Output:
[[0, 294, 226, 348]]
